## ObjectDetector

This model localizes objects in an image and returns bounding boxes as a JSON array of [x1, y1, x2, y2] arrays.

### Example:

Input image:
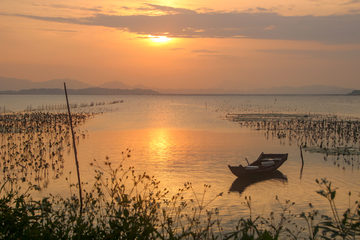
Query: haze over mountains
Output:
[[0, 76, 355, 95]]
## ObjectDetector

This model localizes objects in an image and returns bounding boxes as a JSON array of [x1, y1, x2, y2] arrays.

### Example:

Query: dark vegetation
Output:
[[0, 111, 359, 239], [0, 112, 91, 186], [348, 90, 360, 95], [225, 113, 360, 170]]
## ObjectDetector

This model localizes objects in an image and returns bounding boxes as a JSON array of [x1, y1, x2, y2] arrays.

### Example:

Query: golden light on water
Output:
[[148, 128, 174, 163]]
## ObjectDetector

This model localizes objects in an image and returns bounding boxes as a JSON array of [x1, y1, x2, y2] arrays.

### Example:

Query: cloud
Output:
[[349, 8, 360, 13], [3, 4, 360, 44], [192, 49, 219, 53], [257, 49, 360, 59], [138, 4, 197, 14], [342, 0, 360, 5], [49, 4, 103, 12], [39, 28, 78, 33]]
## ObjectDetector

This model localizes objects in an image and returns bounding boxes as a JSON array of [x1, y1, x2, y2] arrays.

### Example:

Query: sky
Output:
[[0, 0, 360, 90]]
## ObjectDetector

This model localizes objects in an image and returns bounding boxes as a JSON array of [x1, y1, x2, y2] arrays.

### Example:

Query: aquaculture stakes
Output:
[[0, 111, 92, 189], [0, 98, 125, 189], [225, 113, 360, 170]]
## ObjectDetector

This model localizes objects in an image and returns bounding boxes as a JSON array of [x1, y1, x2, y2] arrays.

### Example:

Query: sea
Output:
[[1, 94, 360, 233]]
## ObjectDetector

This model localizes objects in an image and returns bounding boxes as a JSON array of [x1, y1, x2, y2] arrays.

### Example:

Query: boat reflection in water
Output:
[[229, 170, 288, 195]]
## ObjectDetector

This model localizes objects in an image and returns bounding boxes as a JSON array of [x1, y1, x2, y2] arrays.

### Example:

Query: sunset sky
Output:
[[1, 0, 359, 90]]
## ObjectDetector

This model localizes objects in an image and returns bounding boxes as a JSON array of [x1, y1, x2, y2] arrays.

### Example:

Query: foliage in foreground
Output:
[[0, 153, 359, 239]]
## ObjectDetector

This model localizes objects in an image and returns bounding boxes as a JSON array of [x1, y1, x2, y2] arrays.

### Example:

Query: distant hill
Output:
[[153, 88, 232, 95], [98, 81, 131, 89], [153, 85, 354, 95], [0, 77, 93, 90], [0, 77, 35, 91], [98, 81, 150, 90], [0, 76, 355, 95], [349, 90, 360, 95], [1, 77, 150, 91], [246, 85, 354, 95], [37, 78, 93, 89], [133, 84, 149, 89], [0, 88, 159, 95]]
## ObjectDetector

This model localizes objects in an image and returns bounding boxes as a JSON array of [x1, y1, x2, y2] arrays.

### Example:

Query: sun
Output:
[[148, 35, 172, 43]]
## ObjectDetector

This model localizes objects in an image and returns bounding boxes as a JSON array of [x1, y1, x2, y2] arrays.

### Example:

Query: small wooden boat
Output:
[[228, 152, 288, 177]]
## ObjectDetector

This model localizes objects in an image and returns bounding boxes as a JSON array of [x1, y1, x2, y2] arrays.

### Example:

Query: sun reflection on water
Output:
[[148, 128, 173, 163]]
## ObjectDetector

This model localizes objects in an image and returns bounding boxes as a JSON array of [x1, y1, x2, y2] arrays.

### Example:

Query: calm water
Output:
[[1, 94, 360, 231]]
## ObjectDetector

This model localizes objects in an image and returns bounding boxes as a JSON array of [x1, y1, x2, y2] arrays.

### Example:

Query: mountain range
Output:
[[0, 77, 93, 90], [0, 76, 356, 95]]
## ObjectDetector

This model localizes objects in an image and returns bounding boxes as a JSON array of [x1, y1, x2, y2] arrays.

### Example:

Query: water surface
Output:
[[2, 94, 360, 231]]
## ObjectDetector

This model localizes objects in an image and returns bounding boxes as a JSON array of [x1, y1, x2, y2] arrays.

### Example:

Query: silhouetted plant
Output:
[[315, 178, 360, 239], [297, 203, 320, 240], [1, 155, 360, 239]]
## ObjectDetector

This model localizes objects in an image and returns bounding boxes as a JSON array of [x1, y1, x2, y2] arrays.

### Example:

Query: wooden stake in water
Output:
[[300, 144, 304, 180], [64, 82, 83, 216]]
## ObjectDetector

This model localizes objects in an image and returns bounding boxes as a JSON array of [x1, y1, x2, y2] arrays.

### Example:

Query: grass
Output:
[[1, 151, 359, 239]]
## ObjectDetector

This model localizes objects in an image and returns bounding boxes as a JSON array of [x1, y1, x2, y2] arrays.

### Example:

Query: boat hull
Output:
[[228, 153, 288, 177]]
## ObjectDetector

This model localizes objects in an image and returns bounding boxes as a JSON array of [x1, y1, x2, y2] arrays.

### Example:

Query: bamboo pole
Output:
[[300, 144, 304, 180], [64, 82, 83, 216]]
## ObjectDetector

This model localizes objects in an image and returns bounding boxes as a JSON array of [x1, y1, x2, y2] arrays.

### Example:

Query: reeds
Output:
[[225, 113, 360, 169], [0, 112, 92, 187]]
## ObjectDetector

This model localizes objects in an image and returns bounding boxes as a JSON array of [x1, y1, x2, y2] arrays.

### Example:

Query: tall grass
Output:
[[1, 152, 359, 239]]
